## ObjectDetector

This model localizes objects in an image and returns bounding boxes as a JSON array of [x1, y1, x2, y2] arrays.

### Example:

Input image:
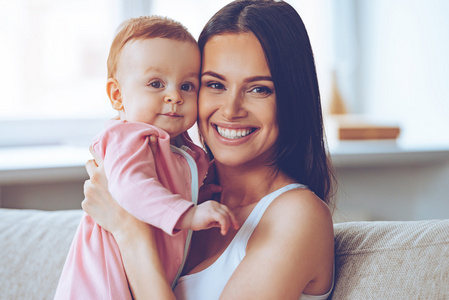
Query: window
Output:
[[0, 0, 333, 147], [0, 0, 122, 120], [0, 0, 124, 147]]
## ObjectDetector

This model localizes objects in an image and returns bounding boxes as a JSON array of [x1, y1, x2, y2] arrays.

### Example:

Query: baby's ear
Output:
[[106, 78, 123, 111]]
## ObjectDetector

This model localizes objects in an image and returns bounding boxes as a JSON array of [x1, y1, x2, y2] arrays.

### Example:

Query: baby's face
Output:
[[116, 38, 200, 138]]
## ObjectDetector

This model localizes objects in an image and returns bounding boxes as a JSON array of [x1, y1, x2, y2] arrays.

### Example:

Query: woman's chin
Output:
[[212, 151, 250, 168]]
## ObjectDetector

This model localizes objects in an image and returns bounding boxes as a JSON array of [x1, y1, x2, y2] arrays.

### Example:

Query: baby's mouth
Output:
[[162, 112, 182, 117], [214, 124, 257, 140]]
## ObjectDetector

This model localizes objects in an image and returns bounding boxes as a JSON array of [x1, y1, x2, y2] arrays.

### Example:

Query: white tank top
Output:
[[173, 183, 334, 300]]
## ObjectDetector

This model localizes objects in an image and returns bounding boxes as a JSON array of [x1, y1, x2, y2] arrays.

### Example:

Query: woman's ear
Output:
[[106, 78, 123, 111]]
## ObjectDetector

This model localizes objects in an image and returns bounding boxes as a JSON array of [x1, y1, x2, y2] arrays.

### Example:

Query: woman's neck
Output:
[[214, 160, 293, 209]]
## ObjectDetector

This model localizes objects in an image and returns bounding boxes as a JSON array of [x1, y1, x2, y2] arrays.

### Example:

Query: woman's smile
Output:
[[213, 124, 258, 140]]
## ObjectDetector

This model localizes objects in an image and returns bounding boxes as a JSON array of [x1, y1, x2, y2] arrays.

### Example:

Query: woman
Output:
[[83, 0, 335, 299]]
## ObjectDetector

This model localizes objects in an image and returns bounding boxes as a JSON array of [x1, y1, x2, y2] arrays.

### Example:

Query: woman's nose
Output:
[[220, 92, 246, 119], [163, 91, 183, 105]]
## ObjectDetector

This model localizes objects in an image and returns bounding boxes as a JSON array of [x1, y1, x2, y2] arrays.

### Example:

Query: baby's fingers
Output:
[[214, 206, 239, 235], [216, 212, 231, 236], [222, 206, 239, 230]]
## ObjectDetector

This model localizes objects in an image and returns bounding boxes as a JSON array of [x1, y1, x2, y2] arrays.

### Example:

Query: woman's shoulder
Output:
[[248, 185, 334, 295], [250, 184, 334, 243], [266, 186, 333, 226], [250, 184, 334, 261]]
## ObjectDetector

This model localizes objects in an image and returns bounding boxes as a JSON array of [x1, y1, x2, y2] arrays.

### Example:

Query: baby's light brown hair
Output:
[[107, 16, 197, 79]]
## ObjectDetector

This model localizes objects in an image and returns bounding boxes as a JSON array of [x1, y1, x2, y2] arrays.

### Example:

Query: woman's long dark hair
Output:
[[198, 0, 335, 205]]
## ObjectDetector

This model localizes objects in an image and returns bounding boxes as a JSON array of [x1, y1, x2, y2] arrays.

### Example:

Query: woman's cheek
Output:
[[198, 92, 214, 129]]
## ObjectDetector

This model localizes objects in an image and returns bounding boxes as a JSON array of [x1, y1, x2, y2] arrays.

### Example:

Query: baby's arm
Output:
[[93, 122, 194, 235], [176, 163, 238, 235], [175, 200, 239, 235]]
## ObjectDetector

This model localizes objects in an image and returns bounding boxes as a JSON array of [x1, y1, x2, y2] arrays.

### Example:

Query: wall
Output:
[[2, 155, 448, 223], [333, 160, 449, 222], [328, 0, 449, 222], [356, 0, 449, 143], [0, 182, 84, 211]]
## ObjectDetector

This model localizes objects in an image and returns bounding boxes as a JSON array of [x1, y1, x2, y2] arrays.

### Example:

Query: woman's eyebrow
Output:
[[201, 71, 225, 80], [201, 72, 272, 83], [244, 76, 273, 83]]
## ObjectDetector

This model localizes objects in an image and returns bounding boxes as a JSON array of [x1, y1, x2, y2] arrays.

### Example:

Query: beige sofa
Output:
[[1, 208, 448, 299]]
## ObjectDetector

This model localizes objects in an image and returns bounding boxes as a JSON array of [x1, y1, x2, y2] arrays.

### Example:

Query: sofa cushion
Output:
[[0, 208, 82, 300], [332, 219, 449, 299], [1, 208, 448, 299]]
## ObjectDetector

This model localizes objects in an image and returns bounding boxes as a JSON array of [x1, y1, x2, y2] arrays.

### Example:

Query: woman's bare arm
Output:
[[82, 146, 175, 300], [112, 213, 175, 300], [220, 189, 334, 300]]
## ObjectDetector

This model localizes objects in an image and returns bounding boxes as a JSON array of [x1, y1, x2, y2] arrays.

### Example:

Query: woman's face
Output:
[[198, 32, 278, 167]]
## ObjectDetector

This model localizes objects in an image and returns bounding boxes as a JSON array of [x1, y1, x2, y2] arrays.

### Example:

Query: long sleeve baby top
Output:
[[93, 120, 208, 234], [55, 120, 209, 300]]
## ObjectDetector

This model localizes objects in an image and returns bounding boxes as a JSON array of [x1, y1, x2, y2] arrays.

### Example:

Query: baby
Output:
[[55, 16, 236, 299]]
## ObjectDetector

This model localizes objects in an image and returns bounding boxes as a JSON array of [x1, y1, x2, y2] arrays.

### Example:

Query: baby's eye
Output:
[[149, 81, 164, 88], [181, 83, 195, 92]]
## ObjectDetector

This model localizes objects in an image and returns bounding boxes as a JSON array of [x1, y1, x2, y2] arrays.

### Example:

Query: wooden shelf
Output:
[[330, 140, 449, 168]]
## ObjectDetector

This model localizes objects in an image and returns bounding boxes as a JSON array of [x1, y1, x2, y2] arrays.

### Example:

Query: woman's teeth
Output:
[[216, 125, 253, 139]]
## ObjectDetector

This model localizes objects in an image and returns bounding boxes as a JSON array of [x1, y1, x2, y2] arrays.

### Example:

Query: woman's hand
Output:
[[82, 146, 130, 235]]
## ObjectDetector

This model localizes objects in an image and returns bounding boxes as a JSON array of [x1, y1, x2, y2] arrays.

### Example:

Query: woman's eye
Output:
[[181, 83, 195, 92], [250, 86, 273, 95], [207, 82, 224, 90], [149, 81, 164, 88]]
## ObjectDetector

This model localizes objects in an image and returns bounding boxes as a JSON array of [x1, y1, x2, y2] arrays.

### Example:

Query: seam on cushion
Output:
[[336, 240, 449, 257]]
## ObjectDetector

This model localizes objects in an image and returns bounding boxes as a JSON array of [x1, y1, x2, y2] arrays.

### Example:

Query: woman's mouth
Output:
[[214, 124, 257, 140]]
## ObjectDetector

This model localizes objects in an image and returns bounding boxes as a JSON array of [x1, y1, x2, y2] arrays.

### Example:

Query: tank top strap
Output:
[[169, 144, 199, 289], [235, 183, 308, 250]]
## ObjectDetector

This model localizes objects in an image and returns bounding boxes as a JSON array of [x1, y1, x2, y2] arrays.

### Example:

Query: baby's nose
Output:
[[163, 91, 183, 105]]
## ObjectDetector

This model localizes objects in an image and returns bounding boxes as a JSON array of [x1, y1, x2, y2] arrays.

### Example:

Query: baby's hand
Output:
[[176, 201, 239, 235]]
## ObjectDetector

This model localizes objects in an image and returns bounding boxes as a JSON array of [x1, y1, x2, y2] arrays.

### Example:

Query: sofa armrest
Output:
[[0, 208, 82, 300], [332, 219, 449, 299]]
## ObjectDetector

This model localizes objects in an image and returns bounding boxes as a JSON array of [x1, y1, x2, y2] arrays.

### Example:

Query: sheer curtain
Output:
[[0, 0, 125, 147], [0, 0, 125, 120], [0, 0, 334, 147]]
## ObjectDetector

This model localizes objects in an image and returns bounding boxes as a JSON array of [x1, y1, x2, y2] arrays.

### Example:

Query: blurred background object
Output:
[[0, 0, 448, 222]]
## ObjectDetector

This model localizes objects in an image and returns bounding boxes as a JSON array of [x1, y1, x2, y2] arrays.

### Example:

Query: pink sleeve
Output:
[[92, 122, 193, 235]]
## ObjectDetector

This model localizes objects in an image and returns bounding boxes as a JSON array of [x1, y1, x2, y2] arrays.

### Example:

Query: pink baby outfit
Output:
[[55, 120, 209, 300]]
